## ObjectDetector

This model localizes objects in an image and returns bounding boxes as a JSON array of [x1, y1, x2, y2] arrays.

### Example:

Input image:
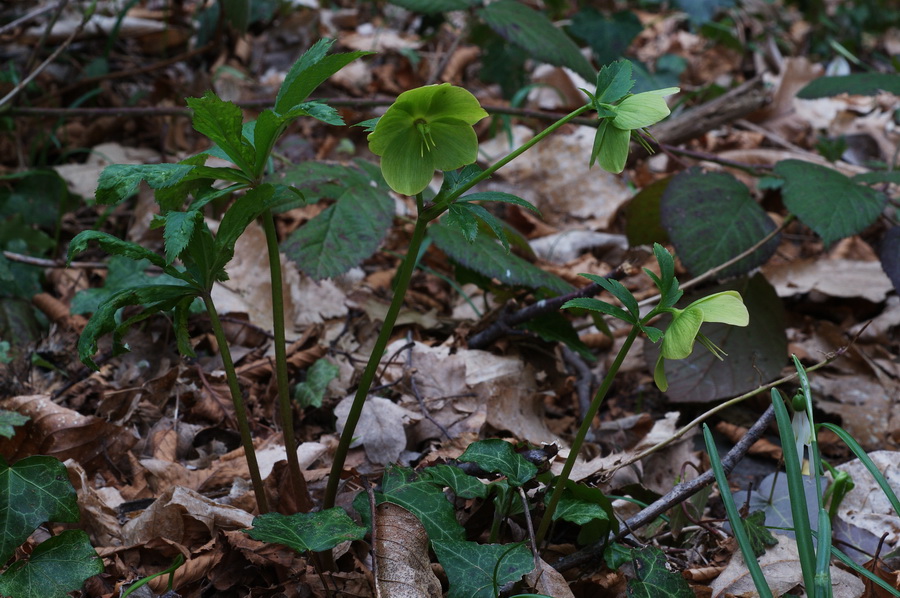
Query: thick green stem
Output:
[[323, 213, 431, 509], [536, 326, 640, 545], [262, 209, 312, 512], [423, 104, 593, 220], [203, 292, 269, 514]]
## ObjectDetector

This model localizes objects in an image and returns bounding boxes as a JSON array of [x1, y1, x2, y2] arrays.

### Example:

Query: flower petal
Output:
[[654, 353, 669, 391], [427, 119, 479, 171], [368, 107, 415, 156], [596, 123, 630, 174], [379, 128, 435, 196], [661, 307, 703, 359], [692, 291, 749, 326], [612, 88, 679, 130], [425, 84, 488, 124]]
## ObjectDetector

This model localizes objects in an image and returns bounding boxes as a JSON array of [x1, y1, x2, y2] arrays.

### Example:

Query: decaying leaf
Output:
[[373, 502, 442, 598]]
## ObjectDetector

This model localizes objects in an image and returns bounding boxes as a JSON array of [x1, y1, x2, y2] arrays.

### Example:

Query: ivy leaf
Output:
[[479, 0, 596, 82], [293, 358, 339, 408], [186, 91, 254, 173], [0, 530, 103, 598], [0, 410, 28, 438], [432, 540, 532, 598], [419, 464, 488, 500], [275, 38, 371, 115], [0, 456, 80, 565], [246, 509, 367, 553], [627, 546, 694, 597], [458, 439, 537, 487], [775, 159, 885, 247]]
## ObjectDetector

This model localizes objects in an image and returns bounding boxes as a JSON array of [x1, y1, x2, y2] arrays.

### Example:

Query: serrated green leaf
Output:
[[0, 410, 28, 438], [275, 39, 371, 114], [78, 284, 197, 370], [562, 297, 633, 323], [248, 109, 287, 179], [627, 546, 694, 597], [95, 163, 196, 205], [279, 160, 375, 204], [67, 231, 190, 283], [569, 9, 642, 68], [296, 100, 344, 125], [458, 439, 537, 487], [579, 273, 639, 318], [661, 168, 780, 277], [458, 191, 540, 214], [246, 508, 366, 553], [0, 456, 80, 564], [186, 91, 254, 173], [462, 203, 512, 251], [378, 466, 465, 541], [173, 296, 196, 358], [432, 540, 532, 598], [521, 311, 595, 362], [70, 257, 189, 316], [479, 0, 595, 81], [387, 0, 479, 13], [594, 60, 635, 104], [775, 159, 886, 247], [0, 530, 103, 598], [293, 358, 339, 408], [420, 464, 488, 499], [446, 203, 480, 243], [162, 210, 202, 265], [282, 183, 394, 280], [429, 222, 572, 294], [797, 73, 900, 99]]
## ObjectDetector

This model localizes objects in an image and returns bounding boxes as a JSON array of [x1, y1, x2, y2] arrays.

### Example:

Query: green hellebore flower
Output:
[[368, 83, 488, 196], [593, 87, 679, 174], [653, 290, 749, 391]]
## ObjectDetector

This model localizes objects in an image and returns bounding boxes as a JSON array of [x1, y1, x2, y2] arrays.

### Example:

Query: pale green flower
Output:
[[368, 83, 488, 196], [653, 290, 749, 391]]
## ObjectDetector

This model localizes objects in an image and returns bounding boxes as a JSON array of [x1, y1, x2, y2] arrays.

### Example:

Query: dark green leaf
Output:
[[0, 456, 80, 564], [0, 530, 103, 598], [581, 273, 639, 318], [67, 231, 190, 282], [162, 210, 202, 265], [645, 274, 786, 403], [281, 183, 394, 280], [551, 481, 617, 544], [378, 466, 465, 541], [387, 0, 479, 13], [446, 203, 480, 243], [672, 0, 734, 27], [279, 161, 374, 205], [70, 257, 188, 315], [604, 542, 632, 569], [661, 168, 780, 277], [186, 91, 254, 173], [479, 31, 529, 98], [631, 55, 686, 93], [432, 540, 532, 598], [594, 59, 635, 105], [458, 191, 540, 214], [797, 73, 900, 99], [625, 177, 670, 246], [173, 296, 196, 358], [479, 0, 595, 81], [774, 159, 885, 247], [420, 464, 488, 499], [854, 171, 900, 185], [248, 109, 286, 179], [463, 203, 511, 251], [77, 284, 197, 370], [293, 358, 339, 408], [296, 101, 344, 126], [275, 39, 371, 114], [743, 511, 778, 557], [627, 546, 694, 597], [0, 410, 28, 438], [458, 439, 537, 487], [430, 222, 572, 294], [569, 9, 642, 67], [246, 508, 366, 553], [562, 297, 633, 324], [880, 226, 900, 294], [521, 311, 595, 362], [0, 170, 72, 228], [95, 163, 196, 205]]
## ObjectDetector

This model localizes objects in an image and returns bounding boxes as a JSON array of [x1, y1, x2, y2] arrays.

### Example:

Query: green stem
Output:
[[323, 211, 431, 509], [202, 292, 269, 514], [262, 209, 312, 512], [535, 325, 640, 545], [422, 104, 593, 220]]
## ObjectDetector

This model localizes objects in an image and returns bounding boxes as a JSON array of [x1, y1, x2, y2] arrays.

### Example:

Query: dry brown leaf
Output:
[[525, 557, 575, 598], [65, 459, 124, 547], [334, 396, 420, 465], [762, 259, 893, 303], [373, 502, 442, 598]]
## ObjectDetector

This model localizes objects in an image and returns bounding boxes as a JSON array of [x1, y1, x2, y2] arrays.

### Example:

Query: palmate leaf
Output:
[[0, 530, 103, 598], [0, 456, 80, 565], [247, 509, 366, 553], [432, 540, 532, 598]]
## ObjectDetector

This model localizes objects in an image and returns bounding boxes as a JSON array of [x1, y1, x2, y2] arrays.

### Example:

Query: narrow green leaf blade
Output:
[[797, 73, 900, 99], [247, 508, 366, 553], [276, 38, 370, 114], [387, 0, 479, 13], [0, 456, 80, 565], [562, 297, 633, 323], [458, 191, 540, 214], [775, 159, 886, 247], [446, 203, 480, 243], [0, 530, 103, 598], [162, 210, 202, 265], [458, 439, 537, 487], [432, 540, 532, 598], [479, 0, 595, 81]]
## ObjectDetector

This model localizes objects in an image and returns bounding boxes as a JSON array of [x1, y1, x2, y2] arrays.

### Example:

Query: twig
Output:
[[560, 345, 595, 433], [552, 404, 777, 572], [3, 250, 109, 269], [363, 477, 382, 598], [0, 3, 57, 36], [405, 334, 452, 440], [519, 486, 541, 572]]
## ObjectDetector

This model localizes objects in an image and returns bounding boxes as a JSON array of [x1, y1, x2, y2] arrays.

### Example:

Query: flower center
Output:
[[415, 119, 436, 157]]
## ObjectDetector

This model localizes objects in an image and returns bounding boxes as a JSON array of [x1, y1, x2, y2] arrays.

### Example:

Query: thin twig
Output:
[[519, 486, 541, 571], [405, 333, 452, 440], [552, 404, 777, 572], [3, 250, 109, 269], [0, 3, 57, 36]]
